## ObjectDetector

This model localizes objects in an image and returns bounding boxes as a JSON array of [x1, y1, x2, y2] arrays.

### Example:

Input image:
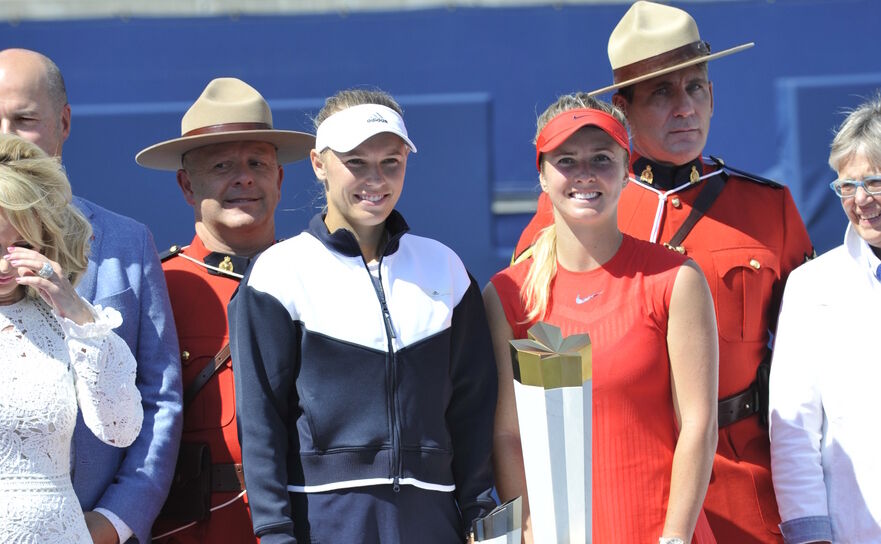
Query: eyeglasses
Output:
[[829, 175, 881, 198]]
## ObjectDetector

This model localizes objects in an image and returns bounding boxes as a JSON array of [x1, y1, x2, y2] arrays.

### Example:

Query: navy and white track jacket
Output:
[[229, 212, 497, 542]]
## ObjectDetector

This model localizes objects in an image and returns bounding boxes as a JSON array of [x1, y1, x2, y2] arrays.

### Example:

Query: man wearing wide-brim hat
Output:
[[514, 2, 813, 543], [139, 77, 314, 544]]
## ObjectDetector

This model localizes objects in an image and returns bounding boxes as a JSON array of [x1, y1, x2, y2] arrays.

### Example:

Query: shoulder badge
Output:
[[159, 244, 183, 262], [708, 155, 783, 189]]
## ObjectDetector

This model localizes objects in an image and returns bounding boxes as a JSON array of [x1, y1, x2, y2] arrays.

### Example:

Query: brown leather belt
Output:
[[211, 463, 245, 493], [718, 380, 760, 428]]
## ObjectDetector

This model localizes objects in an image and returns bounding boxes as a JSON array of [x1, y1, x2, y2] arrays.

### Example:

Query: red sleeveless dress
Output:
[[490, 234, 715, 543]]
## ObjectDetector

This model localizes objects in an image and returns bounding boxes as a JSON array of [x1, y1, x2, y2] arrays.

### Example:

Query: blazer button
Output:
[[671, 196, 681, 208], [181, 350, 190, 361], [749, 259, 761, 270]]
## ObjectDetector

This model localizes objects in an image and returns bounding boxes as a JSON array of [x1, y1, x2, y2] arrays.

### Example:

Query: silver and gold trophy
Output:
[[509, 322, 592, 543]]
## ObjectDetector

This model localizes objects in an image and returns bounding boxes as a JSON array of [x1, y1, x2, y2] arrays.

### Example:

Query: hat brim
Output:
[[136, 129, 316, 171], [588, 42, 754, 97]]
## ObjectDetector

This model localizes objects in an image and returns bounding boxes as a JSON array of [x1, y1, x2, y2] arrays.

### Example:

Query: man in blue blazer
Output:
[[0, 48, 183, 544]]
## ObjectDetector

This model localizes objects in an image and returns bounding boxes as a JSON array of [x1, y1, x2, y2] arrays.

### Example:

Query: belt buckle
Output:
[[718, 381, 760, 428]]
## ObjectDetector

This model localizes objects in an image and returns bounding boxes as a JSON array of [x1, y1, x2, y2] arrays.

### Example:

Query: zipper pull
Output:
[[393, 476, 400, 493], [383, 309, 397, 339]]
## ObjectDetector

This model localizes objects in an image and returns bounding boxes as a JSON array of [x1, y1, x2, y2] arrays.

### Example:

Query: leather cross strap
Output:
[[183, 343, 231, 406], [665, 172, 726, 250]]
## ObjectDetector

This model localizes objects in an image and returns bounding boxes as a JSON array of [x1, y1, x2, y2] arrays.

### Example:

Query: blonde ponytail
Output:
[[522, 224, 557, 322]]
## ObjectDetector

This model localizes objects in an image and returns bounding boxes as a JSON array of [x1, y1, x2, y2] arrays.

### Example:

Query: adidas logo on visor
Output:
[[366, 112, 388, 124]]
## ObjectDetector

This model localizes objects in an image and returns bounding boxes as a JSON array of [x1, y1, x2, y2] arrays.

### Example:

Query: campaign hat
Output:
[[589, 1, 753, 96], [136, 77, 314, 170]]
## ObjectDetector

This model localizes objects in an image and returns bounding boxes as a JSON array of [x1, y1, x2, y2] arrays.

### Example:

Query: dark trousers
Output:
[[291, 485, 462, 543]]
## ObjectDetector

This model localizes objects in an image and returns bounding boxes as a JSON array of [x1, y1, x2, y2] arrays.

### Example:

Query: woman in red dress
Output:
[[483, 93, 719, 544]]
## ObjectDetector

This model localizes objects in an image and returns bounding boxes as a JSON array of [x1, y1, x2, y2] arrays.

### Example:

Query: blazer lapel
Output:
[[73, 196, 101, 302]]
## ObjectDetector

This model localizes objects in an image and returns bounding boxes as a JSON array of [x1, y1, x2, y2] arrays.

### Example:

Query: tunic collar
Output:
[[184, 235, 253, 279], [631, 153, 705, 190], [204, 252, 252, 277]]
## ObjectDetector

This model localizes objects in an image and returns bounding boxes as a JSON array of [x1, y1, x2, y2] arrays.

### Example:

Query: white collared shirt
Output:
[[769, 224, 881, 543]]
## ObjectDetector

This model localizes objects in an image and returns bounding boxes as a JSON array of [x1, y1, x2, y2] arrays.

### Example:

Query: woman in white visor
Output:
[[229, 88, 498, 544]]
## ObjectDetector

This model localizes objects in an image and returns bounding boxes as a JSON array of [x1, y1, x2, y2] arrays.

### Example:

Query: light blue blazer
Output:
[[71, 197, 183, 543]]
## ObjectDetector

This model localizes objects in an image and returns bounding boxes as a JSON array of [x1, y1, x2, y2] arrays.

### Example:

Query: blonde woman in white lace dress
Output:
[[0, 134, 143, 543]]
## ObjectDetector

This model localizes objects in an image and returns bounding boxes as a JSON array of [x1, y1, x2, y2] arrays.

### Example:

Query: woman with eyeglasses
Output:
[[769, 94, 881, 544]]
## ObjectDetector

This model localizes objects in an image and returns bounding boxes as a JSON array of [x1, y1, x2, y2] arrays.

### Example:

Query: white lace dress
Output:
[[0, 297, 143, 543]]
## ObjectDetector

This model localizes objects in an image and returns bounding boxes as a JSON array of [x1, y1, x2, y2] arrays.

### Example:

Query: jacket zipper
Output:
[[364, 255, 402, 492]]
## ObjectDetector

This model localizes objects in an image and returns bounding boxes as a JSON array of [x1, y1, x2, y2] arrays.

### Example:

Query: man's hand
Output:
[[84, 511, 120, 544]]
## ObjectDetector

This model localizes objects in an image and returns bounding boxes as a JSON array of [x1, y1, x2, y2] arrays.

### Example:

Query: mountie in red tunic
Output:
[[514, 153, 814, 544], [153, 234, 258, 544]]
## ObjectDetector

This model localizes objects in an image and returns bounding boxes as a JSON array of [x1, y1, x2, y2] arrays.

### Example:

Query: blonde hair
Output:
[[0, 134, 91, 290], [523, 93, 628, 322]]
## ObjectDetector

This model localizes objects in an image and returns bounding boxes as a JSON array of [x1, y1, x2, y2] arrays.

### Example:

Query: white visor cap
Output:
[[315, 104, 417, 154]]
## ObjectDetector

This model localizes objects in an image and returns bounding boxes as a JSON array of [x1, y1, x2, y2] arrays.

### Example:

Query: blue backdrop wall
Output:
[[2, 0, 878, 285]]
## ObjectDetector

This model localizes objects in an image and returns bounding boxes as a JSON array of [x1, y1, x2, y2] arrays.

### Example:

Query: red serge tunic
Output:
[[491, 234, 715, 543], [154, 235, 257, 544]]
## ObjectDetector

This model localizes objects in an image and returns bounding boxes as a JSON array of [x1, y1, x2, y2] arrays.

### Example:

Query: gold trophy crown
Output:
[[509, 322, 592, 389]]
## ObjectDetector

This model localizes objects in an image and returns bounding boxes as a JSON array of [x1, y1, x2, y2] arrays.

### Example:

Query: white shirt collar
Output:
[[844, 223, 881, 282]]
